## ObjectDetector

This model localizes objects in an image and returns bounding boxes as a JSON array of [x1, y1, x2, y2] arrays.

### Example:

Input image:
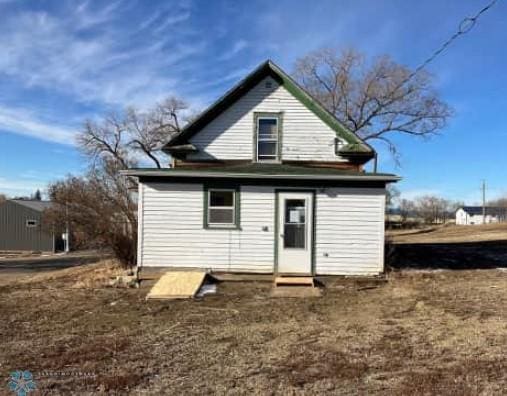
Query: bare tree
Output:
[[126, 97, 187, 168], [294, 48, 452, 157], [488, 197, 507, 208], [412, 195, 455, 224], [46, 97, 188, 267], [77, 96, 187, 169], [399, 198, 416, 225], [386, 185, 400, 211]]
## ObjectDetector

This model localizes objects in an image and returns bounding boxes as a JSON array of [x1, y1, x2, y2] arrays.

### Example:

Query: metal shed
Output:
[[0, 200, 63, 252]]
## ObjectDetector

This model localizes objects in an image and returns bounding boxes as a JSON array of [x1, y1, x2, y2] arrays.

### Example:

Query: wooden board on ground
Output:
[[146, 271, 206, 300], [274, 276, 315, 287]]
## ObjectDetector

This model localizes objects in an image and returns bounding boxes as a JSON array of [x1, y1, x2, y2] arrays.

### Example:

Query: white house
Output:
[[123, 61, 400, 276], [456, 206, 507, 225]]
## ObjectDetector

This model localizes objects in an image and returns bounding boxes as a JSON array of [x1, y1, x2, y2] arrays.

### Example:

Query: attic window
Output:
[[26, 219, 38, 228]]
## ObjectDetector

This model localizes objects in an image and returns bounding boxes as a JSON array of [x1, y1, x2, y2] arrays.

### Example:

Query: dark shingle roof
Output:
[[11, 200, 53, 212], [460, 206, 507, 216], [122, 163, 400, 182]]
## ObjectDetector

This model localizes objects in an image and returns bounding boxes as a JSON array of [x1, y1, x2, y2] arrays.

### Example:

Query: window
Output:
[[205, 188, 240, 228], [284, 199, 307, 249], [255, 113, 281, 162], [26, 219, 38, 228]]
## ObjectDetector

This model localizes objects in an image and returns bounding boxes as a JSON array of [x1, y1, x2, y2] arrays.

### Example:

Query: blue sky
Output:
[[0, 0, 505, 204]]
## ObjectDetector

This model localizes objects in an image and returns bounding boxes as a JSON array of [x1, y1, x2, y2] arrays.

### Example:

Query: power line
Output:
[[404, 0, 498, 85]]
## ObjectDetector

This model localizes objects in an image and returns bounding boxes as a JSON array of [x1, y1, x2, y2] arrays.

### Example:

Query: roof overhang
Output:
[[121, 169, 400, 183]]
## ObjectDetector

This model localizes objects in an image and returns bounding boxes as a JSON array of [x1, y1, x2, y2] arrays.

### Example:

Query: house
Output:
[[455, 206, 507, 225], [123, 60, 400, 276], [0, 200, 64, 252]]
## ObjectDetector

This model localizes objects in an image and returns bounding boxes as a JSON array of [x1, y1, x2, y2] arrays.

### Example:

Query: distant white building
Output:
[[456, 206, 507, 225]]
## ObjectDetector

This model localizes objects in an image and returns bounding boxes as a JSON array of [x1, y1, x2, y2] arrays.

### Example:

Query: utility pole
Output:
[[482, 180, 486, 224], [65, 201, 70, 253]]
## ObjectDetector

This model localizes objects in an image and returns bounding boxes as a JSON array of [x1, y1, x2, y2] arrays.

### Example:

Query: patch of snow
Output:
[[402, 268, 447, 273], [196, 283, 217, 297]]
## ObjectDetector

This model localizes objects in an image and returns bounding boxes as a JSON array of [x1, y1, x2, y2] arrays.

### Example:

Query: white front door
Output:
[[277, 191, 313, 274]]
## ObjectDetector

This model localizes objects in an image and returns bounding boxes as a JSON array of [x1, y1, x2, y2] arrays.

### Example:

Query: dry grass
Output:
[[388, 223, 507, 244], [12, 259, 125, 288], [2, 266, 507, 394]]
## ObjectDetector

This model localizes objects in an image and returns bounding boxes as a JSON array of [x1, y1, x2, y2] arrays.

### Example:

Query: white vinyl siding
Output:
[[315, 188, 386, 275], [188, 76, 348, 162], [140, 182, 276, 272], [138, 182, 386, 276]]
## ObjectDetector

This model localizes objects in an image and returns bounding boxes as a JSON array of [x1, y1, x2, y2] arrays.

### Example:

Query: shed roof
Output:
[[122, 163, 400, 182], [10, 200, 53, 212]]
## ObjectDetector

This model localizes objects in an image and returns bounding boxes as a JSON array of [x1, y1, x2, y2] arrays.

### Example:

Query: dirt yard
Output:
[[2, 225, 507, 395], [2, 258, 507, 395]]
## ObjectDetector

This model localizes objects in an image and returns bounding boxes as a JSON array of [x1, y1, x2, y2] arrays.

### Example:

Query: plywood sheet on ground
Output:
[[146, 271, 206, 300]]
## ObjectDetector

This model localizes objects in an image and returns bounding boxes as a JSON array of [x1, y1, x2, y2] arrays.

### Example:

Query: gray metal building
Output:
[[0, 200, 63, 252]]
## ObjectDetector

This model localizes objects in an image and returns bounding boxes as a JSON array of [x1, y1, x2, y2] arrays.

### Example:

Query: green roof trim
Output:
[[122, 163, 399, 182], [163, 60, 374, 157], [267, 62, 371, 152], [339, 143, 373, 154]]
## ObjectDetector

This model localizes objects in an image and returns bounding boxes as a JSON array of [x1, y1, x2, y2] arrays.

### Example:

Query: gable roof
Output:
[[459, 206, 507, 216], [163, 60, 374, 158], [10, 200, 53, 212]]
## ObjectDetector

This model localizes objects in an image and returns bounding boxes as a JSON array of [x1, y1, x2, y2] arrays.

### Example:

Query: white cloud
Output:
[[196, 66, 253, 92], [0, 176, 48, 197], [0, 105, 76, 145], [74, 0, 123, 29], [0, 4, 203, 109], [218, 39, 249, 61], [153, 11, 191, 33]]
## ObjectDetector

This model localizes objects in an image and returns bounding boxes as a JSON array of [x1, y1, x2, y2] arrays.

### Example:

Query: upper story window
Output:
[[255, 113, 282, 162]]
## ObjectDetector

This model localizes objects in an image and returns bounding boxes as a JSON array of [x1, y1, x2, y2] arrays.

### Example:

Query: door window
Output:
[[284, 199, 306, 249]]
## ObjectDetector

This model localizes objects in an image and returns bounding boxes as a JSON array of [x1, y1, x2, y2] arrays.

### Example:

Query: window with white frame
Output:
[[206, 189, 237, 227], [256, 115, 280, 162]]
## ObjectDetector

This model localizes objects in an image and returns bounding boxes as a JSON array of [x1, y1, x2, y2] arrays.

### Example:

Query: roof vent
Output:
[[265, 80, 273, 89]]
